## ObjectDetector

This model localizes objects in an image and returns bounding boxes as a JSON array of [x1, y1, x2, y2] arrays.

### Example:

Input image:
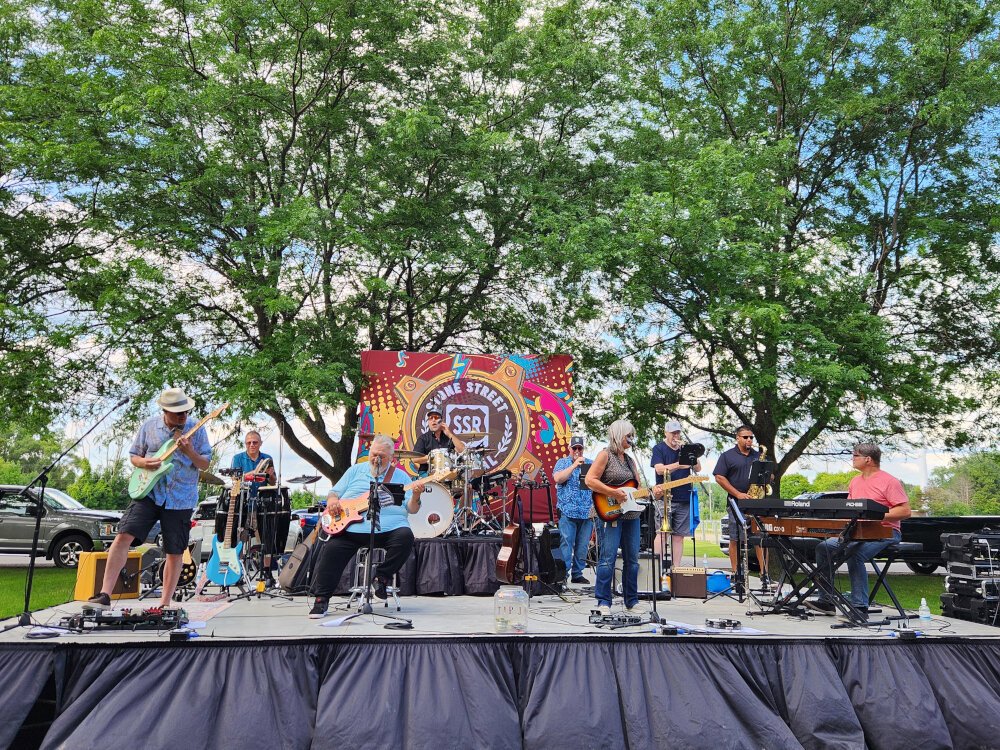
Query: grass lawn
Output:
[[837, 572, 946, 615], [0, 567, 79, 621]]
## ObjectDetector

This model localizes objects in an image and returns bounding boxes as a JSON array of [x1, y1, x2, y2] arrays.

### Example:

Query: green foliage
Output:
[[929, 452, 1000, 515], [0, 425, 80, 488], [65, 458, 130, 510], [779, 473, 811, 499], [595, 0, 1000, 472], [810, 472, 858, 493], [0, 458, 29, 484], [290, 489, 321, 510]]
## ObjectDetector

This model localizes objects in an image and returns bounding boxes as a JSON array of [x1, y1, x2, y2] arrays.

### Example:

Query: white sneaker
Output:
[[595, 605, 611, 616]]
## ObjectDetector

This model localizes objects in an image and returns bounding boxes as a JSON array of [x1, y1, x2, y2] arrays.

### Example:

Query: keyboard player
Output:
[[804, 443, 911, 615]]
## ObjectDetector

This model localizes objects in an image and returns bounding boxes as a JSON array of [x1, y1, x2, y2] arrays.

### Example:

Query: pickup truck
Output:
[[720, 490, 1000, 574]]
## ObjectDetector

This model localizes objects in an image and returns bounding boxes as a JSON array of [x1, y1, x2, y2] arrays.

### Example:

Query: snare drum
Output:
[[427, 448, 454, 475], [409, 482, 455, 538]]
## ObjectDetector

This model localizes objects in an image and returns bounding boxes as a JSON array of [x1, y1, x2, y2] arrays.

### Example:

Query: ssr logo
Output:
[[446, 405, 489, 437]]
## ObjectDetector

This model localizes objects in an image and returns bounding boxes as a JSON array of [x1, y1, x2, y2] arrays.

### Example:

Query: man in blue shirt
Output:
[[650, 421, 701, 567], [308, 435, 425, 618], [553, 435, 594, 584], [231, 431, 276, 482], [89, 387, 212, 609]]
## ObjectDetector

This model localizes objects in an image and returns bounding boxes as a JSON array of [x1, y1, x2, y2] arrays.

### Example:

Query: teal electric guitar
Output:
[[127, 403, 229, 500], [206, 476, 244, 586]]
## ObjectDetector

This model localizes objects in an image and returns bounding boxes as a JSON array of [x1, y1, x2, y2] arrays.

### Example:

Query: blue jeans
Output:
[[558, 516, 593, 579], [815, 529, 901, 607], [595, 517, 640, 608]]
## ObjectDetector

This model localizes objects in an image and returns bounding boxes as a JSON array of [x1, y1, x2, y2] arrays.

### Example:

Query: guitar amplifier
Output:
[[74, 550, 142, 600], [671, 566, 708, 598]]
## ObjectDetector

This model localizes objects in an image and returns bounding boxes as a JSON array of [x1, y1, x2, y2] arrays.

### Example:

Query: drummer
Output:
[[412, 407, 467, 475], [231, 430, 277, 484]]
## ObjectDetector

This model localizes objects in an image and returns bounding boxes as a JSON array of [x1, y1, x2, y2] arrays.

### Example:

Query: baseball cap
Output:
[[426, 406, 443, 417], [664, 420, 682, 433], [569, 436, 585, 448]]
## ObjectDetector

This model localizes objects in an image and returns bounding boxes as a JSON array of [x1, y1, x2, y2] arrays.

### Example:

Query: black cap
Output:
[[569, 436, 585, 448], [426, 406, 443, 418]]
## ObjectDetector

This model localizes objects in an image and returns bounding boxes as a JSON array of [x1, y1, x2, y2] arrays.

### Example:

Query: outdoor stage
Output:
[[3, 581, 1000, 750]]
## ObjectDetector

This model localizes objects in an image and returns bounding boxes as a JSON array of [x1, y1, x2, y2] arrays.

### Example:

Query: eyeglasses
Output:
[[247, 440, 261, 445], [852, 453, 866, 459], [570, 446, 584, 451], [737, 435, 754, 440]]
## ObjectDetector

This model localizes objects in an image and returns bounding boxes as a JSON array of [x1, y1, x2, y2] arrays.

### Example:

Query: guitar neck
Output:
[[631, 475, 707, 500], [222, 480, 241, 550], [160, 403, 229, 461]]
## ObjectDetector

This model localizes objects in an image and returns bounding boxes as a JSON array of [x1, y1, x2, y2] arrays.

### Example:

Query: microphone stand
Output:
[[2, 397, 129, 633], [340, 457, 412, 629]]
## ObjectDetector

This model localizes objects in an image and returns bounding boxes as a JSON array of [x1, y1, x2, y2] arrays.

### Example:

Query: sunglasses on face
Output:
[[247, 440, 261, 445]]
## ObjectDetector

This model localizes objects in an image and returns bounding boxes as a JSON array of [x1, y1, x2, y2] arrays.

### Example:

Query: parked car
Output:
[[719, 489, 1000, 574], [0, 485, 120, 568]]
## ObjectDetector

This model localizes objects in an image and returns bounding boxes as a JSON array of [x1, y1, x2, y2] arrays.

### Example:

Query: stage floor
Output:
[[4, 579, 998, 642]]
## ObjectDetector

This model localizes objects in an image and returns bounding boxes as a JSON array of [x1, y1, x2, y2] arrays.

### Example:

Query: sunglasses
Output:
[[247, 440, 261, 445]]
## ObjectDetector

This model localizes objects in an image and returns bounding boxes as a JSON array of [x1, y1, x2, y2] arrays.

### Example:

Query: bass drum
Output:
[[409, 481, 455, 539]]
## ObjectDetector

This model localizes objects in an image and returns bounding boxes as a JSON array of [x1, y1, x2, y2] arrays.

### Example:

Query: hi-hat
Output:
[[198, 471, 225, 486], [458, 431, 487, 438], [287, 474, 323, 484]]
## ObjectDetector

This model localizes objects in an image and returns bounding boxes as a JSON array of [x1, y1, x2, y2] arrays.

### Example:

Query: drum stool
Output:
[[348, 548, 401, 611]]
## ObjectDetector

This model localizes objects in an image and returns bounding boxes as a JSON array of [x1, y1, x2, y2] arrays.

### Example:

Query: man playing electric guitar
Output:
[[89, 387, 212, 609], [307, 435, 424, 619]]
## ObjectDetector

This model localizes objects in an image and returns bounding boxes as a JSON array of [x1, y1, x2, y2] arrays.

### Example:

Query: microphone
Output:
[[115, 396, 130, 408]]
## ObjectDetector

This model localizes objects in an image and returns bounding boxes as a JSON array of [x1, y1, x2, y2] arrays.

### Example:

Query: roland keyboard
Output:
[[740, 496, 887, 520]]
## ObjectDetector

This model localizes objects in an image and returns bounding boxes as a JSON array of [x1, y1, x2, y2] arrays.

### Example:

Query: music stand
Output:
[[339, 462, 413, 629]]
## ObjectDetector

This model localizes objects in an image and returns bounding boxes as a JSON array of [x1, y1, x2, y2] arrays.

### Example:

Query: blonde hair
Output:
[[607, 419, 635, 454]]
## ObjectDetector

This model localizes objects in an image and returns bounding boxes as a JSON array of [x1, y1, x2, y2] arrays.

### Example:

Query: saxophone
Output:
[[746, 446, 771, 500]]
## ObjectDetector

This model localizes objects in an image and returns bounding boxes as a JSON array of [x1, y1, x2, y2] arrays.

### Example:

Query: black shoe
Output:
[[87, 592, 111, 609], [373, 577, 389, 600], [308, 598, 329, 619], [571, 576, 589, 584], [803, 599, 835, 616]]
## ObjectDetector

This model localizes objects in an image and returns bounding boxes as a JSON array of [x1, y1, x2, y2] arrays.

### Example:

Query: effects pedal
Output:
[[589, 610, 643, 628], [705, 617, 742, 630]]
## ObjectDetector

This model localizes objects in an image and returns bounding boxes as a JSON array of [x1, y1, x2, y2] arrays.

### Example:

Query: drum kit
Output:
[[395, 432, 513, 539]]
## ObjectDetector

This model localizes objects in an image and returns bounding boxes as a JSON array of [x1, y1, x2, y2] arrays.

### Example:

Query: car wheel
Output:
[[53, 534, 93, 568], [905, 561, 939, 575]]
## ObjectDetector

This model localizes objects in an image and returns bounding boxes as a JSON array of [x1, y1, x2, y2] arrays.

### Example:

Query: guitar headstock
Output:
[[207, 402, 230, 420]]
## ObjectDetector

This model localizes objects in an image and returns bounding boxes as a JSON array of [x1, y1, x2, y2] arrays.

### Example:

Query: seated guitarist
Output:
[[585, 419, 663, 616], [308, 435, 424, 618], [88, 387, 211, 609]]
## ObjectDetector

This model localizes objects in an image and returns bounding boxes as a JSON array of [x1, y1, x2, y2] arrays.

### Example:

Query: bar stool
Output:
[[348, 548, 401, 611]]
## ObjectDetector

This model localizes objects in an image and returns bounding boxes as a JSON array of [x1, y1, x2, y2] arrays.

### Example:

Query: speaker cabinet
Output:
[[74, 550, 142, 601]]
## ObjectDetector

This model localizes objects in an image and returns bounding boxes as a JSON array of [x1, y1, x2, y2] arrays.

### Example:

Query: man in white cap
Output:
[[651, 420, 701, 567], [88, 387, 212, 608]]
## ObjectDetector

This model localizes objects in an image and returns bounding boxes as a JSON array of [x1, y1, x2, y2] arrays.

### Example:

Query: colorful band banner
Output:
[[358, 351, 575, 483]]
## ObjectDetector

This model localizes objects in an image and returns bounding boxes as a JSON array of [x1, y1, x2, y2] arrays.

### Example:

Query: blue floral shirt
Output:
[[554, 456, 593, 519], [129, 415, 212, 510]]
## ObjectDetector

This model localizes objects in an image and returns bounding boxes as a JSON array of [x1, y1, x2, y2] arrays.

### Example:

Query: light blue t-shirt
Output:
[[331, 462, 413, 534]]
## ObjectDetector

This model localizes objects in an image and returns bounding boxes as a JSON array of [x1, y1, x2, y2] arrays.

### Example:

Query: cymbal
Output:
[[199, 470, 225, 486], [393, 450, 427, 460], [458, 431, 487, 438], [287, 474, 323, 484], [465, 446, 495, 453]]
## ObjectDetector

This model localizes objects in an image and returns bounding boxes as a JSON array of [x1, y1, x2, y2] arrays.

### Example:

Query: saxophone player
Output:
[[713, 426, 769, 577]]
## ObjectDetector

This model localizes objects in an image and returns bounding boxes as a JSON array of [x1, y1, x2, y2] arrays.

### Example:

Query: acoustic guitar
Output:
[[319, 470, 456, 536], [127, 403, 229, 499], [593, 475, 709, 522]]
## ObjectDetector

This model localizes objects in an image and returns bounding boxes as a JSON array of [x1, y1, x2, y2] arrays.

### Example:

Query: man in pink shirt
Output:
[[805, 443, 911, 615]]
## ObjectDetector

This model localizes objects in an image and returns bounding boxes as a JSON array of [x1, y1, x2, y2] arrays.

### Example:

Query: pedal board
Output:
[[62, 606, 189, 631], [589, 610, 643, 628]]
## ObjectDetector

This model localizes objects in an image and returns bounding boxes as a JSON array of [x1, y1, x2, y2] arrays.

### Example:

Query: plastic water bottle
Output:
[[702, 553, 709, 570], [918, 597, 932, 622]]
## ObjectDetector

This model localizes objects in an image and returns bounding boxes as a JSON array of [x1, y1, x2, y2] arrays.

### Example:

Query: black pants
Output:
[[310, 527, 414, 599]]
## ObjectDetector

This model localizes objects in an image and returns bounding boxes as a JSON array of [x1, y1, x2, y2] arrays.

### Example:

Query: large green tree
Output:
[[598, 0, 1000, 484], [11, 0, 615, 478]]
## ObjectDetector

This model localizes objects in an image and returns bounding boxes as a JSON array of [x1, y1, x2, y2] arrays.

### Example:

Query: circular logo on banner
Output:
[[396, 360, 533, 474]]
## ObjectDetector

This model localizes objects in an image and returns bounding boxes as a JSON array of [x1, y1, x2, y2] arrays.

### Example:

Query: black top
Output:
[[413, 430, 455, 473], [713, 446, 760, 499]]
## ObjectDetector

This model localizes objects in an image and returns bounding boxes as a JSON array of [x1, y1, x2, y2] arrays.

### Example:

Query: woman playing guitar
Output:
[[585, 419, 663, 616]]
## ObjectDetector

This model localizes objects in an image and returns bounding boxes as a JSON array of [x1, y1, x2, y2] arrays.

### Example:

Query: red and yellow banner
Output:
[[358, 351, 575, 485]]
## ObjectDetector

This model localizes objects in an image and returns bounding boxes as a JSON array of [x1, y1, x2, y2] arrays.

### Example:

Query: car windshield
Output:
[[43, 488, 88, 510]]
